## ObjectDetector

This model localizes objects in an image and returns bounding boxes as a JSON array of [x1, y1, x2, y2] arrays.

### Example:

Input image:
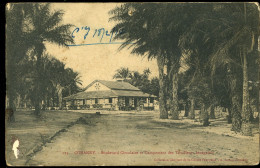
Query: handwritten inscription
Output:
[[68, 26, 127, 46]]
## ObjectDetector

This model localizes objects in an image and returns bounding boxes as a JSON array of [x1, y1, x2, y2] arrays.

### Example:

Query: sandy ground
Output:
[[5, 110, 94, 166], [15, 110, 259, 166]]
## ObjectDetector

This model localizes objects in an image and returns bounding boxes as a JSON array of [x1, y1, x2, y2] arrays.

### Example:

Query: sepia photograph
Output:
[[5, 2, 260, 166]]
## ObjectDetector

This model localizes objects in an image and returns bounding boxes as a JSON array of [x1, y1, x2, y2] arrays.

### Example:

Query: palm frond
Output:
[[43, 24, 75, 46], [43, 10, 64, 31]]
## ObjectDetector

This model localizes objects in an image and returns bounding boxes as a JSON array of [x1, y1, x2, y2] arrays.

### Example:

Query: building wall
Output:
[[65, 97, 154, 110]]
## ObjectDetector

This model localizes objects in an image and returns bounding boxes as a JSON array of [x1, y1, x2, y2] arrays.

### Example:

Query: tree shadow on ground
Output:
[[151, 120, 208, 130]]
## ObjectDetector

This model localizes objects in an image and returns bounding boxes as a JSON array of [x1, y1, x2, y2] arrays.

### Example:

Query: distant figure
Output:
[[12, 139, 19, 159]]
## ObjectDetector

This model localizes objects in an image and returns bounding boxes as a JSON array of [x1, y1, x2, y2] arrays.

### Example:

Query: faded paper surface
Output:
[[5, 2, 260, 166]]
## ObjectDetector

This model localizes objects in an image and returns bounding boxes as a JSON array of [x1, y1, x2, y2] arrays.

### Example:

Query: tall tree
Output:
[[209, 3, 259, 135], [40, 55, 82, 109], [110, 3, 194, 119], [179, 3, 259, 133], [6, 4, 34, 122], [24, 3, 74, 115], [110, 3, 169, 118]]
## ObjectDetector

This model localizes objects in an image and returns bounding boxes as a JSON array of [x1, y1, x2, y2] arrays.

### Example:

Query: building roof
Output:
[[84, 80, 140, 91], [64, 80, 156, 100], [112, 90, 156, 97], [64, 90, 156, 100], [63, 90, 117, 100]]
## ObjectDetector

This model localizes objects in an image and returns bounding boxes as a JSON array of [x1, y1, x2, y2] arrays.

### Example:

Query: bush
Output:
[[109, 104, 117, 111], [125, 106, 132, 111], [120, 105, 133, 111], [69, 105, 78, 110], [92, 104, 103, 109], [79, 104, 91, 109]]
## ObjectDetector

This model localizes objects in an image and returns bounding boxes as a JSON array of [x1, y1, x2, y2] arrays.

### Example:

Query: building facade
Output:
[[63, 80, 156, 110]]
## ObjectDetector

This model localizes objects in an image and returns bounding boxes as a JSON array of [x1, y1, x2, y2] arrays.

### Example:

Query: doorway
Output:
[[134, 98, 137, 109], [125, 97, 129, 106]]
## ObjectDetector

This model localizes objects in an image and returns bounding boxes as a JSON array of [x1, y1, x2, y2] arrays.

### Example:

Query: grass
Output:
[[5, 109, 95, 166]]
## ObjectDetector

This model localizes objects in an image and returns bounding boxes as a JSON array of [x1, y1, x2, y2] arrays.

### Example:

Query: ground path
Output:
[[26, 112, 259, 166]]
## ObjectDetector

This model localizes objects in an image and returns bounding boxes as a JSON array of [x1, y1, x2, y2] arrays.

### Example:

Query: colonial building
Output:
[[63, 80, 156, 110]]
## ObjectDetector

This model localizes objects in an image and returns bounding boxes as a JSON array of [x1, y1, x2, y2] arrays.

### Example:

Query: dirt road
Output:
[[27, 112, 259, 166]]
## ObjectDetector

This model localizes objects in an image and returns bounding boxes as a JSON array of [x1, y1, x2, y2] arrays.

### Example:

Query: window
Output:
[[150, 98, 154, 103], [86, 99, 90, 104], [83, 99, 85, 105], [95, 83, 100, 90], [95, 98, 98, 104], [109, 98, 112, 103]]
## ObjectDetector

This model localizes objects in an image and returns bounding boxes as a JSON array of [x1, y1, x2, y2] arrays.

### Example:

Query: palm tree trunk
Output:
[[170, 71, 179, 120], [6, 90, 16, 122], [57, 84, 63, 110], [58, 92, 63, 110], [184, 102, 189, 117], [34, 76, 41, 115], [227, 107, 232, 124], [52, 90, 55, 107], [229, 76, 242, 132], [209, 104, 215, 119], [47, 94, 50, 107], [34, 44, 44, 116], [241, 46, 252, 136], [157, 57, 168, 119], [16, 94, 21, 108], [6, 57, 16, 122], [200, 103, 209, 126], [45, 93, 48, 109], [188, 98, 195, 119]]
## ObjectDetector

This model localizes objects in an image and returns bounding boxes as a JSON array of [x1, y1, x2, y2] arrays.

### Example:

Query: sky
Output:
[[45, 3, 158, 87]]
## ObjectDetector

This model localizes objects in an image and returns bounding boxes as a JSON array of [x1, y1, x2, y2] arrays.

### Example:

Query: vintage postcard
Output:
[[5, 2, 260, 166]]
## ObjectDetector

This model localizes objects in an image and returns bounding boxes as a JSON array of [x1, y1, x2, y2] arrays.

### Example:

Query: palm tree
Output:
[[209, 3, 258, 135], [110, 3, 194, 119], [63, 68, 83, 96], [181, 52, 213, 126], [51, 60, 82, 109], [31, 54, 82, 110], [41, 56, 82, 109], [113, 67, 132, 80], [23, 4, 74, 115], [179, 3, 259, 133], [6, 4, 35, 122], [110, 3, 168, 118], [143, 68, 151, 78]]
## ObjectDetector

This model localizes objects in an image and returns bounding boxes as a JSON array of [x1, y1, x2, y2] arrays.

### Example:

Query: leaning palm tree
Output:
[[24, 3, 74, 115]]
